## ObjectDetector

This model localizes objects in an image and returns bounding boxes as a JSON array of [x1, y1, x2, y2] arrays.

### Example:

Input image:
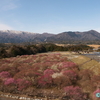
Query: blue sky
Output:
[[0, 0, 100, 34]]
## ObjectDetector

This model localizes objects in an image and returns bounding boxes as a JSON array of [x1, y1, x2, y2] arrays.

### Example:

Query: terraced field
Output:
[[57, 52, 100, 75], [71, 55, 91, 65]]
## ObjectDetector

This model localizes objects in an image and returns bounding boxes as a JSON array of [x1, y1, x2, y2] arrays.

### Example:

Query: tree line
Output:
[[0, 43, 93, 58]]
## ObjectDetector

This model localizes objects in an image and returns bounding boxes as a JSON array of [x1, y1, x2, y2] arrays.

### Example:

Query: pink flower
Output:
[[64, 86, 86, 100], [58, 62, 77, 71], [38, 74, 53, 86], [0, 71, 11, 78], [16, 79, 31, 91], [4, 78, 16, 85], [44, 69, 54, 75]]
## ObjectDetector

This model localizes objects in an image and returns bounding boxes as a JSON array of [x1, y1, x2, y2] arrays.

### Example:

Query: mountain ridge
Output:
[[46, 30, 100, 42], [0, 30, 100, 43]]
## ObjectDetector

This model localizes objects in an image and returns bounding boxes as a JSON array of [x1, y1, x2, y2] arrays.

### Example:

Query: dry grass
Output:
[[71, 55, 91, 65], [80, 60, 98, 69], [91, 63, 100, 75], [88, 44, 100, 49], [55, 44, 65, 46], [80, 60, 100, 74], [55, 43, 72, 46]]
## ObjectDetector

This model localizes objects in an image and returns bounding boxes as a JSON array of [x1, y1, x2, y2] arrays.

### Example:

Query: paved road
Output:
[[83, 52, 100, 62]]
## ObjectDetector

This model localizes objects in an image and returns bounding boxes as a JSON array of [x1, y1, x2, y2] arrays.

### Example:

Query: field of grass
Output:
[[71, 55, 91, 65], [88, 44, 100, 49], [80, 60, 100, 74]]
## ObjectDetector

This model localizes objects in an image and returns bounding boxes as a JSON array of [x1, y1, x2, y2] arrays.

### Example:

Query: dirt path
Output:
[[0, 97, 16, 100]]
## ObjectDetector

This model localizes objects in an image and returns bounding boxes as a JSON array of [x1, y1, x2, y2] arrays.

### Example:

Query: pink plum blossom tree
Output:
[[0, 71, 11, 78], [38, 74, 53, 87], [58, 62, 78, 71], [63, 86, 87, 100], [43, 69, 54, 75], [62, 70, 78, 81], [4, 78, 16, 85], [16, 79, 31, 91]]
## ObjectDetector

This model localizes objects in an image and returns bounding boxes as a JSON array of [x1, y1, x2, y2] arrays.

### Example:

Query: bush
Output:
[[0, 71, 11, 78], [63, 86, 87, 100], [62, 70, 77, 81], [16, 79, 31, 91], [4, 78, 16, 85]]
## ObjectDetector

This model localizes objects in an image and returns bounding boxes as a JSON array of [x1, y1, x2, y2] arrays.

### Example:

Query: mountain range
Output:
[[0, 30, 100, 43]]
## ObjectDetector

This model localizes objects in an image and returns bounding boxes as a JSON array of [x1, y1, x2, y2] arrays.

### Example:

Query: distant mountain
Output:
[[46, 31, 79, 42], [46, 30, 100, 42], [0, 30, 54, 43], [76, 30, 100, 40], [0, 30, 100, 43]]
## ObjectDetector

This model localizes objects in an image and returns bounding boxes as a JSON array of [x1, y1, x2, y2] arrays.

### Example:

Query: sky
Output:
[[0, 0, 100, 34]]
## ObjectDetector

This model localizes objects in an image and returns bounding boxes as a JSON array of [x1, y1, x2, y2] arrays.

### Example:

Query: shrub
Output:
[[63, 86, 87, 100], [79, 69, 93, 80], [53, 75, 72, 88], [4, 78, 16, 85], [62, 70, 77, 81], [44, 69, 54, 75], [0, 71, 11, 78], [16, 79, 31, 91], [58, 62, 78, 71], [38, 74, 53, 87]]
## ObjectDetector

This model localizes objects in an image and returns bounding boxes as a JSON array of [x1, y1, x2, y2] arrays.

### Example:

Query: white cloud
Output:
[[0, 24, 13, 30]]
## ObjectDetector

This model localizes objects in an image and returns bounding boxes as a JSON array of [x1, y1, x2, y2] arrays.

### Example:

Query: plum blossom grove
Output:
[[0, 53, 99, 99]]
